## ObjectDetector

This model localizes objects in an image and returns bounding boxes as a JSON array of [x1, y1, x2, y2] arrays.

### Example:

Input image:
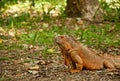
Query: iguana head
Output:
[[55, 35, 72, 51]]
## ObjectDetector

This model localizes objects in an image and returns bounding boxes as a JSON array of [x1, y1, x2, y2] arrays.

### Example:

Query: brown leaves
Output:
[[8, 28, 16, 37]]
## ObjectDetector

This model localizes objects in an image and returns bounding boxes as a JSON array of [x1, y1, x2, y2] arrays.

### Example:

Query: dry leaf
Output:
[[77, 20, 83, 25], [76, 18, 84, 25], [24, 63, 31, 67], [0, 27, 5, 35], [108, 26, 115, 32], [47, 48, 54, 53], [28, 65, 39, 70], [28, 70, 39, 75], [0, 38, 3, 43], [42, 23, 49, 28], [8, 28, 16, 37], [22, 44, 29, 49], [39, 29, 43, 32]]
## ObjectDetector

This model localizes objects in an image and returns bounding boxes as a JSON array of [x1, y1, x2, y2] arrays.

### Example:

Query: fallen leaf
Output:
[[29, 45, 34, 49], [8, 28, 16, 37], [28, 65, 39, 70], [77, 20, 84, 25], [47, 48, 54, 53], [0, 27, 5, 35], [76, 18, 84, 25], [42, 23, 49, 28], [39, 60, 46, 65], [0, 38, 3, 43], [39, 29, 43, 32], [28, 70, 39, 75], [24, 63, 31, 67], [108, 26, 115, 32], [22, 44, 29, 49]]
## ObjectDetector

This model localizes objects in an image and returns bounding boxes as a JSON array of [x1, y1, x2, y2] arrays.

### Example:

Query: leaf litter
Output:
[[0, 45, 120, 81], [0, 1, 120, 81]]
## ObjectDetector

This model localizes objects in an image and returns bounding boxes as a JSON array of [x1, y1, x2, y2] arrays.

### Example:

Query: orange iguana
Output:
[[55, 35, 120, 73]]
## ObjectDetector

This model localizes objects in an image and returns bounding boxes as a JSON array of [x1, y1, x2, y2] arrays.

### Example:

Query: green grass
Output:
[[0, 22, 119, 50], [0, 56, 10, 61], [20, 26, 73, 45], [18, 23, 120, 50]]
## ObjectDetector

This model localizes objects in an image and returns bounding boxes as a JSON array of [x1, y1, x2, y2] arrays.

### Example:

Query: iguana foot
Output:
[[106, 68, 117, 72]]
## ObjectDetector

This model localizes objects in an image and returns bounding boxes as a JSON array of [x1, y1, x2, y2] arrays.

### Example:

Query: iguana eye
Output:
[[60, 36, 64, 39]]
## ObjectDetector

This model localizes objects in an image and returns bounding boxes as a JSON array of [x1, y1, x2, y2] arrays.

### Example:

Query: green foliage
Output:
[[100, 0, 120, 22], [0, 43, 23, 50], [20, 26, 72, 44], [0, 0, 66, 27], [0, 0, 18, 9], [0, 56, 10, 61], [19, 23, 120, 50], [75, 24, 120, 49], [42, 45, 51, 57], [6, 13, 30, 27]]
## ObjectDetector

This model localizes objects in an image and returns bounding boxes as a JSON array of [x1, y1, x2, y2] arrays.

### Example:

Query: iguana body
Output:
[[55, 35, 120, 73]]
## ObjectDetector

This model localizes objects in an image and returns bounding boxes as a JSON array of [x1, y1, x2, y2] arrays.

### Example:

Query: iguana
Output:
[[55, 35, 120, 73]]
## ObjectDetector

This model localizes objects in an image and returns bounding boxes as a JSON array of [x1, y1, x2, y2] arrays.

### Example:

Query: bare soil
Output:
[[0, 46, 120, 81]]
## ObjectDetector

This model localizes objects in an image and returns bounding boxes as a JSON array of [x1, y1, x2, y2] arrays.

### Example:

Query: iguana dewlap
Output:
[[55, 35, 120, 73]]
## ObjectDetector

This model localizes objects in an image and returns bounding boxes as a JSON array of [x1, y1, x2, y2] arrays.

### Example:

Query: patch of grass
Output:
[[19, 23, 120, 50], [6, 12, 30, 28], [41, 45, 56, 57], [20, 26, 73, 45], [42, 45, 51, 57], [74, 24, 120, 49], [0, 56, 10, 61], [0, 43, 23, 50], [1, 20, 120, 51]]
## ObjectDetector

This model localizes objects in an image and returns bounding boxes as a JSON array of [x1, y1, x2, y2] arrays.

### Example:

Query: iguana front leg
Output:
[[69, 50, 83, 73], [62, 50, 83, 73], [64, 53, 70, 66], [61, 49, 69, 66]]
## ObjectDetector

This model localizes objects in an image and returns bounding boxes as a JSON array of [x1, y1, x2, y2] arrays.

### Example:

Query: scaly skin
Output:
[[55, 35, 120, 73]]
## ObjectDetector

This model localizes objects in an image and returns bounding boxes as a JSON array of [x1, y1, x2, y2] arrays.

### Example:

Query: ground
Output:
[[0, 46, 120, 81], [0, 1, 120, 81]]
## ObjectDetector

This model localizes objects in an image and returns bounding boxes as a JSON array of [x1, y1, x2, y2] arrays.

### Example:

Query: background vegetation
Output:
[[0, 0, 120, 51]]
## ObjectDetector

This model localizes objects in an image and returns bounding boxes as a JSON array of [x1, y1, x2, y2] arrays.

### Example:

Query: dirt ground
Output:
[[0, 46, 120, 81]]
